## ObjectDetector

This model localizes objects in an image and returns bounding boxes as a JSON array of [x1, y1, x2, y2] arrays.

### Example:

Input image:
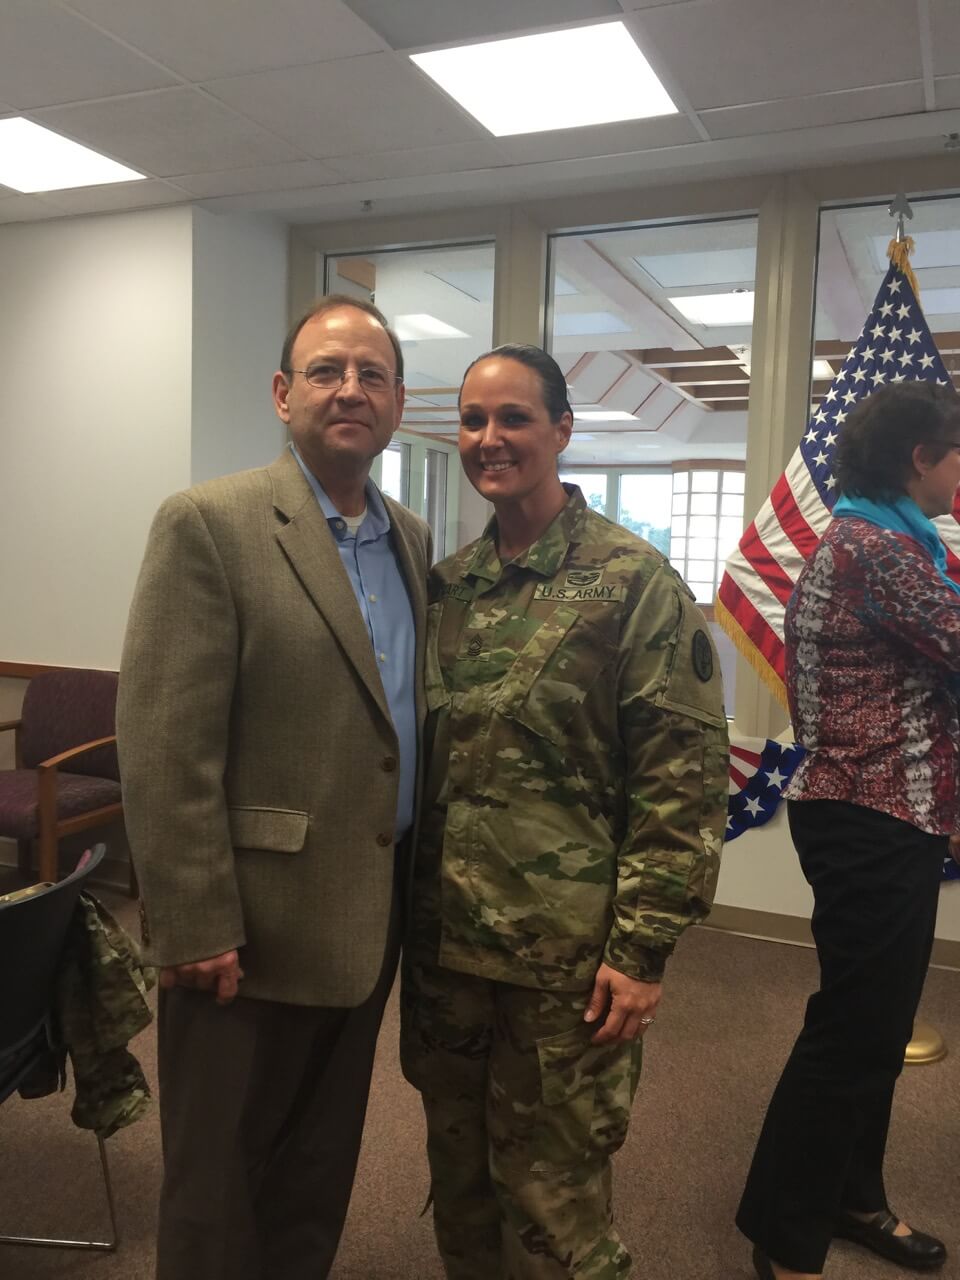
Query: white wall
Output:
[[191, 210, 289, 484], [0, 206, 195, 669], [0, 204, 291, 672]]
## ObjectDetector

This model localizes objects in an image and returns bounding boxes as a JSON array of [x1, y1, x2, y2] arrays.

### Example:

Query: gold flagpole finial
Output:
[[886, 193, 920, 296]]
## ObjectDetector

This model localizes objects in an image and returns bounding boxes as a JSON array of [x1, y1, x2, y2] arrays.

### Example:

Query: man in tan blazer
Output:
[[117, 296, 430, 1280]]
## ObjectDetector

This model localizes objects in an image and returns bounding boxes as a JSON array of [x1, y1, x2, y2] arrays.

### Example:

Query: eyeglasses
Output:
[[288, 362, 401, 392]]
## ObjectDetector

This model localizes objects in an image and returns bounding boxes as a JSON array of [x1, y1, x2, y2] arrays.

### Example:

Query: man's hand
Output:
[[949, 834, 960, 865], [158, 949, 243, 1006], [583, 963, 662, 1045]]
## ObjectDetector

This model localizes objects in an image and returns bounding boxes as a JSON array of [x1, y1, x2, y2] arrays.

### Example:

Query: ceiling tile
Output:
[[0, 0, 176, 109], [936, 76, 960, 110], [173, 159, 342, 197], [930, 1, 960, 79], [341, 0, 621, 50], [326, 140, 505, 181], [702, 83, 925, 140], [205, 54, 484, 158], [496, 114, 698, 163], [66, 0, 385, 82], [33, 178, 188, 215], [637, 0, 922, 111], [33, 88, 303, 177], [0, 192, 60, 223]]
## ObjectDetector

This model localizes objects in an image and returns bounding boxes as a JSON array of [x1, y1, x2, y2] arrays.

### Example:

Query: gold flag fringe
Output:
[[713, 594, 790, 710], [887, 235, 921, 299]]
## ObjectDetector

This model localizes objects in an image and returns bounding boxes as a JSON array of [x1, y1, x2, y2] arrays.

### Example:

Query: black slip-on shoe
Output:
[[835, 1210, 947, 1270]]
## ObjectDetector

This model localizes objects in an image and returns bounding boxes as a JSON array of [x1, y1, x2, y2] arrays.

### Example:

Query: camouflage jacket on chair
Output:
[[408, 486, 730, 990], [56, 892, 156, 1139]]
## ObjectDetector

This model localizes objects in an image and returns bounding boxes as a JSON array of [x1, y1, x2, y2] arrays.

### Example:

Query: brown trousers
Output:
[[155, 887, 401, 1280]]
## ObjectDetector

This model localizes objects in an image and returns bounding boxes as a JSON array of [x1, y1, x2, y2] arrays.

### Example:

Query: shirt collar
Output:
[[290, 443, 391, 543], [464, 484, 589, 584]]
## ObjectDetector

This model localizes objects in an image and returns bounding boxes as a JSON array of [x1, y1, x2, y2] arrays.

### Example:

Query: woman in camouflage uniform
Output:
[[401, 345, 729, 1279]]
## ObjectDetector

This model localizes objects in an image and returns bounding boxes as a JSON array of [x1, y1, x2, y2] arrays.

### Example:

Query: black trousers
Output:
[[736, 799, 945, 1274]]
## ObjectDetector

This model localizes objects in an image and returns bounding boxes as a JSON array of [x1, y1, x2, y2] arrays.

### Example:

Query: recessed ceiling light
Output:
[[575, 410, 638, 421], [0, 118, 146, 193], [393, 313, 469, 341], [554, 311, 632, 336], [410, 22, 677, 138], [670, 291, 756, 327]]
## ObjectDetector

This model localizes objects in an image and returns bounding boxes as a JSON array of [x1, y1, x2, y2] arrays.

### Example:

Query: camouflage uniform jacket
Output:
[[56, 892, 156, 1138], [409, 486, 729, 991]]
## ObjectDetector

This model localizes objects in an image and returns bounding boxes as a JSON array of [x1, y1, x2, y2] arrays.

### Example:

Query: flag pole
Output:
[[886, 200, 950, 1068]]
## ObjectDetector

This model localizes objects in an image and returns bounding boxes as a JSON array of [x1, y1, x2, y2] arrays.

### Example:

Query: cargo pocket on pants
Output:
[[530, 1025, 640, 1174]]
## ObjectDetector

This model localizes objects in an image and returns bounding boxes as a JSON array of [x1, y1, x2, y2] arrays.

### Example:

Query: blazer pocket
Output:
[[228, 806, 309, 854]]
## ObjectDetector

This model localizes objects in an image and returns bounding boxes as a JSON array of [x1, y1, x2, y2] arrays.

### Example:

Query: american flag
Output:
[[726, 737, 805, 842], [716, 253, 958, 698], [716, 248, 960, 880]]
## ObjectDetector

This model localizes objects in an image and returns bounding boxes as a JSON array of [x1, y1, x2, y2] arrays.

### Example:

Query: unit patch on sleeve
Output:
[[692, 628, 714, 682]]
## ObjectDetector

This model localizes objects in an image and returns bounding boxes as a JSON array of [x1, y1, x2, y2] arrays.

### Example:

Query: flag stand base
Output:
[[905, 1019, 947, 1065]]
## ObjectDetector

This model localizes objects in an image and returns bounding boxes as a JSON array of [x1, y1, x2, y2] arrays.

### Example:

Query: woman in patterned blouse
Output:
[[739, 382, 960, 1280]]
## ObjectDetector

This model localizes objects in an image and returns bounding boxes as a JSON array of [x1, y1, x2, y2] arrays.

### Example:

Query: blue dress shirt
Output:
[[291, 446, 417, 839]]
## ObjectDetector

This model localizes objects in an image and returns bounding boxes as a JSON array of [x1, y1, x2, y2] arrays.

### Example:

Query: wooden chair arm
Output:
[[0, 718, 23, 768], [36, 734, 118, 773]]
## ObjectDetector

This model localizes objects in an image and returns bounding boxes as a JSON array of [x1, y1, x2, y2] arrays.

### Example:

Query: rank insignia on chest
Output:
[[466, 634, 484, 658]]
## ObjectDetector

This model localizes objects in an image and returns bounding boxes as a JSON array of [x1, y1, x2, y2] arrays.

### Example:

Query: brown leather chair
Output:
[[0, 670, 130, 893]]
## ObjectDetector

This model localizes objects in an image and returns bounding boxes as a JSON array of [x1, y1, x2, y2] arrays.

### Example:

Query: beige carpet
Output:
[[1, 880, 957, 1279]]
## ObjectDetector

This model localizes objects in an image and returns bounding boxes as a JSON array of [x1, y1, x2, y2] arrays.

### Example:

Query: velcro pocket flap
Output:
[[228, 806, 309, 853]]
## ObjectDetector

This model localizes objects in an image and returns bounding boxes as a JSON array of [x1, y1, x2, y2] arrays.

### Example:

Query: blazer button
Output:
[[381, 755, 397, 772], [376, 832, 393, 847]]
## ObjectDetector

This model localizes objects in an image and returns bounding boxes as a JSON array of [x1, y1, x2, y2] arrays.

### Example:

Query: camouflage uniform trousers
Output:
[[400, 960, 643, 1280]]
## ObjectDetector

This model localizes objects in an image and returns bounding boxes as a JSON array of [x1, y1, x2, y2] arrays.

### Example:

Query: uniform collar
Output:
[[464, 484, 589, 584]]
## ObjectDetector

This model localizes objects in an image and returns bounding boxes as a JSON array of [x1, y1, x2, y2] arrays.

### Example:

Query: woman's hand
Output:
[[949, 834, 960, 865], [583, 963, 662, 1045]]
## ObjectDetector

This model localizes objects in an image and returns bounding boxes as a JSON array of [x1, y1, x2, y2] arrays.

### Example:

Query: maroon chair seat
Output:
[[0, 771, 123, 839], [0, 670, 129, 890]]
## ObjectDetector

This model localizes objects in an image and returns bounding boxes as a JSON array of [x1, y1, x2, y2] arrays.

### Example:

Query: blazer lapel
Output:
[[269, 453, 391, 726]]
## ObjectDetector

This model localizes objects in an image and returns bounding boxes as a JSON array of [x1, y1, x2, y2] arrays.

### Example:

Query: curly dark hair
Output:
[[459, 344, 573, 423], [834, 381, 960, 500]]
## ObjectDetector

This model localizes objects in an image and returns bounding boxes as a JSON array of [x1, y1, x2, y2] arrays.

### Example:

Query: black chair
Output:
[[0, 843, 119, 1251]]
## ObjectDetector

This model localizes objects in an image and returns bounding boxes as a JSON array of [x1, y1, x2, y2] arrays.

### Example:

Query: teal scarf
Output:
[[833, 493, 960, 598]]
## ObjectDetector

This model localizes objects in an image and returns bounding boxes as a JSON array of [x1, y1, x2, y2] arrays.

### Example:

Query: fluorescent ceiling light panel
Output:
[[634, 248, 756, 289], [870, 231, 960, 271], [575, 410, 638, 421], [554, 311, 632, 336], [393, 313, 468, 341], [670, 291, 755, 327], [410, 22, 677, 137], [427, 267, 495, 302], [0, 118, 145, 193], [812, 359, 835, 380], [914, 287, 960, 315]]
